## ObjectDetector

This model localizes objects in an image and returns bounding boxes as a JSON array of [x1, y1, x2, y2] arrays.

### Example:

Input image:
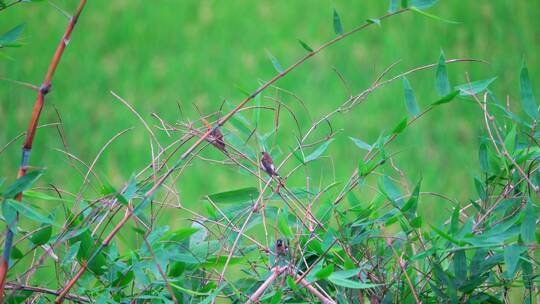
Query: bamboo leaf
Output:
[[520, 201, 537, 244], [316, 264, 334, 280], [403, 77, 420, 117], [410, 7, 459, 24], [367, 18, 381, 27], [436, 50, 451, 96], [333, 8, 344, 35], [0, 24, 25, 44], [455, 78, 497, 96], [266, 50, 284, 73], [304, 139, 334, 162], [298, 39, 314, 52], [431, 90, 459, 106], [391, 117, 408, 135], [206, 187, 259, 204], [388, 0, 398, 12], [3, 170, 43, 198], [411, 0, 438, 9], [6, 199, 52, 224], [519, 60, 538, 120], [349, 137, 372, 151]]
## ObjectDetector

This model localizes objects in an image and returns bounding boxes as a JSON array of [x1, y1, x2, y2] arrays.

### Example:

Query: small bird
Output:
[[261, 152, 278, 176], [209, 127, 226, 151], [275, 239, 289, 256]]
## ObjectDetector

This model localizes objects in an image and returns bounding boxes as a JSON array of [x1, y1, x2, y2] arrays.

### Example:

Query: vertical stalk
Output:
[[0, 0, 88, 301]]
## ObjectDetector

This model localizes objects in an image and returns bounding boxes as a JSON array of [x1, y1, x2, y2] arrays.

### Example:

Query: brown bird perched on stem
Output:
[[201, 116, 226, 152], [275, 239, 289, 256], [261, 152, 278, 176], [208, 127, 226, 151]]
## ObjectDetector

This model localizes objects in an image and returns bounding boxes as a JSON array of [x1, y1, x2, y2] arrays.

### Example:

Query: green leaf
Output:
[[332, 8, 344, 35], [519, 60, 538, 120], [29, 224, 52, 246], [252, 91, 262, 126], [286, 276, 298, 291], [133, 196, 152, 216], [366, 18, 381, 26], [23, 191, 71, 202], [388, 0, 398, 12], [329, 268, 360, 279], [431, 90, 460, 106], [411, 0, 438, 9], [436, 50, 451, 96], [410, 216, 422, 228], [478, 140, 489, 173], [123, 175, 138, 201], [349, 137, 371, 151], [3, 170, 43, 198], [379, 175, 404, 207], [298, 39, 314, 52], [401, 0, 409, 8], [6, 199, 52, 224], [410, 7, 459, 24], [189, 222, 208, 249], [455, 77, 497, 97], [10, 246, 23, 260], [401, 179, 421, 214], [503, 245, 526, 279], [520, 201, 537, 243], [2, 199, 17, 230], [329, 277, 380, 289], [403, 77, 420, 117], [206, 187, 259, 204], [277, 208, 293, 238], [270, 289, 283, 304], [198, 284, 226, 304], [391, 117, 408, 135], [430, 224, 465, 246], [453, 249, 467, 280], [316, 264, 334, 280], [161, 227, 201, 242], [266, 50, 283, 73], [304, 139, 334, 162], [0, 24, 25, 44]]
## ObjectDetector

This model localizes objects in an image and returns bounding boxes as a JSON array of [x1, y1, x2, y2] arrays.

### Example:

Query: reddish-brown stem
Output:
[[0, 0, 88, 301], [246, 266, 286, 303]]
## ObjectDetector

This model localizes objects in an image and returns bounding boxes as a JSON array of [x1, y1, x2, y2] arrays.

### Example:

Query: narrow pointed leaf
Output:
[[403, 77, 420, 117], [411, 0, 438, 9], [456, 77, 497, 96], [333, 8, 344, 35], [388, 0, 398, 12], [436, 50, 451, 96], [410, 7, 459, 24], [207, 187, 259, 204], [367, 18, 381, 26], [305, 139, 334, 162], [520, 201, 537, 243], [266, 50, 283, 73], [298, 39, 314, 52], [391, 117, 408, 135], [0, 24, 25, 43], [519, 61, 538, 120], [431, 90, 459, 106], [6, 199, 52, 224], [4, 170, 43, 198], [349, 137, 371, 151]]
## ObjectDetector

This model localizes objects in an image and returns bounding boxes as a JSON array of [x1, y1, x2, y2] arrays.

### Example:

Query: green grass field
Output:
[[1, 0, 539, 218]]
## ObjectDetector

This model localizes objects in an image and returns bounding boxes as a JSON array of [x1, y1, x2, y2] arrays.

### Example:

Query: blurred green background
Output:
[[1, 0, 539, 222]]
